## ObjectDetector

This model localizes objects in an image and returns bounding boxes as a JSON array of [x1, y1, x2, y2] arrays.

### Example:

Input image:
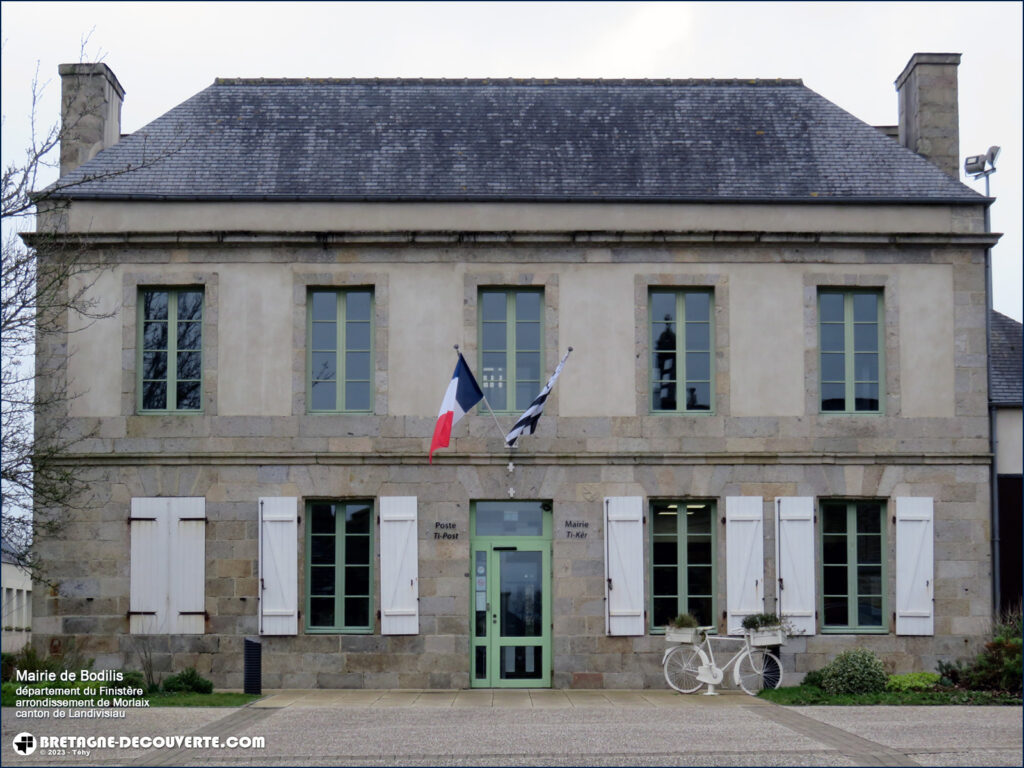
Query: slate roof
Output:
[[51, 78, 985, 203], [991, 310, 1023, 407]]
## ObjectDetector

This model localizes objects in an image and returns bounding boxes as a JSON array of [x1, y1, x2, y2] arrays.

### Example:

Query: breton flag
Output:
[[505, 348, 572, 447], [429, 354, 484, 463]]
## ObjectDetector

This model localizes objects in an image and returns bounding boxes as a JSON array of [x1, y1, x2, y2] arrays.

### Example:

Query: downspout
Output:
[[985, 200, 1001, 614]]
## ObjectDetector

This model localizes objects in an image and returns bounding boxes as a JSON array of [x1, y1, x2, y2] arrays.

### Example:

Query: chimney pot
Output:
[[58, 63, 126, 177], [895, 52, 961, 180]]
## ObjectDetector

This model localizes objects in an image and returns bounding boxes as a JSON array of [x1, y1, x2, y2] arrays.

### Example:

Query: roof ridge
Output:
[[212, 76, 805, 87]]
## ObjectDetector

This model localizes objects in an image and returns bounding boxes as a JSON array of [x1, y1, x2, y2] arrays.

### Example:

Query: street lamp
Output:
[[964, 145, 1000, 196]]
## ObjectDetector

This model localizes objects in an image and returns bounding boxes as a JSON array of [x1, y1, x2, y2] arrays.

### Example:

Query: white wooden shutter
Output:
[[380, 496, 419, 635], [777, 497, 816, 636], [130, 498, 170, 634], [604, 496, 645, 636], [171, 498, 206, 634], [259, 497, 298, 636], [726, 496, 764, 633], [895, 497, 934, 636]]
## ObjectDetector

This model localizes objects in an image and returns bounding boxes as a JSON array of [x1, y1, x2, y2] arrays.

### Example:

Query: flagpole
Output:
[[454, 345, 510, 444]]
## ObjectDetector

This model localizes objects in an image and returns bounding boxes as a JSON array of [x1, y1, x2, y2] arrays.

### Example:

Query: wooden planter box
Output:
[[748, 628, 785, 646], [665, 627, 699, 644]]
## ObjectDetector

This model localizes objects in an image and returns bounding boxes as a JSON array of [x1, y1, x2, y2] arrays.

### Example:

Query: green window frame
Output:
[[478, 289, 543, 412], [820, 500, 887, 633], [819, 290, 883, 413], [306, 500, 374, 633], [137, 288, 204, 413], [307, 289, 373, 413], [650, 500, 716, 630], [650, 290, 713, 412]]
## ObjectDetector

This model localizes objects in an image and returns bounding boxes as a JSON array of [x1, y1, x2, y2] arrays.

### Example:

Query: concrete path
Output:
[[3, 690, 1021, 766]]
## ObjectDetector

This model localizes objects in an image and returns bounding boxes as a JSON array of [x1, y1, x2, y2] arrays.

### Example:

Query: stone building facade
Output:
[[30, 54, 997, 689]]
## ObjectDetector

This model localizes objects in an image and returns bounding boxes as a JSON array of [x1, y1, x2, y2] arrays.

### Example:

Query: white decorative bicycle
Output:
[[662, 627, 783, 696]]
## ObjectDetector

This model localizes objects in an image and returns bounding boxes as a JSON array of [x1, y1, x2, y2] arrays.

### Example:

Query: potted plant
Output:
[[665, 613, 701, 644], [741, 613, 786, 646]]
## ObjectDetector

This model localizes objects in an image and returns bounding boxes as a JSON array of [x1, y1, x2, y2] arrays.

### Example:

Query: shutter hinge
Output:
[[297, 515, 301, 525], [127, 611, 157, 617], [178, 517, 207, 522]]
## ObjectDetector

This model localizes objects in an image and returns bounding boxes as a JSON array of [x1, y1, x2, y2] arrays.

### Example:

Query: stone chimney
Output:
[[895, 52, 961, 180], [58, 63, 125, 177]]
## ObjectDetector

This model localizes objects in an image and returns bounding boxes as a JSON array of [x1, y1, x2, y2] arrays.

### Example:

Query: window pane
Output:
[[516, 382, 537, 411], [854, 323, 879, 352], [653, 323, 677, 355], [651, 292, 676, 323], [821, 353, 845, 382], [176, 381, 201, 410], [177, 292, 203, 321], [346, 322, 371, 350], [482, 322, 506, 350], [144, 291, 169, 320], [481, 292, 506, 322], [855, 383, 879, 412], [686, 352, 710, 381], [823, 597, 848, 626], [516, 351, 541, 382], [345, 382, 371, 411], [857, 535, 882, 564], [852, 293, 878, 322], [311, 381, 336, 410], [858, 596, 883, 627], [482, 352, 507, 380], [684, 293, 710, 322], [688, 597, 712, 626], [687, 506, 712, 534], [653, 540, 677, 565], [685, 382, 711, 410], [311, 535, 335, 565], [345, 536, 370, 565], [823, 535, 847, 565], [345, 503, 372, 534], [688, 565, 712, 595], [346, 566, 370, 595], [177, 351, 202, 380], [310, 567, 335, 595], [820, 324, 844, 352], [475, 502, 544, 536], [856, 504, 882, 533], [685, 323, 710, 350], [653, 566, 677, 595], [653, 598, 677, 628], [687, 538, 712, 565], [142, 381, 167, 410], [857, 566, 882, 596], [177, 321, 201, 351], [346, 351, 371, 381], [854, 353, 878, 382], [515, 291, 541, 320], [821, 383, 845, 411], [311, 352, 336, 381], [310, 503, 336, 534], [311, 292, 336, 322], [309, 597, 334, 627], [346, 291, 372, 321], [344, 597, 370, 627], [819, 293, 844, 322], [142, 351, 167, 380], [823, 565, 847, 595], [516, 321, 540, 350], [822, 505, 847, 533], [312, 322, 336, 351], [143, 322, 168, 350], [652, 506, 677, 534]]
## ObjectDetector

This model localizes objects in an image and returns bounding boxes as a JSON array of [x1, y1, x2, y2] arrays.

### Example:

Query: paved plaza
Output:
[[3, 690, 1022, 766]]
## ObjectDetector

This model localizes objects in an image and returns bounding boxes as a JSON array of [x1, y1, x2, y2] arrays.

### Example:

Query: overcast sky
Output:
[[2, 1, 1021, 320]]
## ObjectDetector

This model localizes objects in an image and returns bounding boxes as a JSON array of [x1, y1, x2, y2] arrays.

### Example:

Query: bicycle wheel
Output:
[[663, 645, 708, 693], [735, 648, 783, 694]]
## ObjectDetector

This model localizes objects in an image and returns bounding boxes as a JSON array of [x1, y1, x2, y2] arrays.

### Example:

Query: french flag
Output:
[[429, 354, 484, 463]]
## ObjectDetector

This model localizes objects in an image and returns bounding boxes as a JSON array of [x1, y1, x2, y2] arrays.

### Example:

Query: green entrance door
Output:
[[470, 501, 552, 688]]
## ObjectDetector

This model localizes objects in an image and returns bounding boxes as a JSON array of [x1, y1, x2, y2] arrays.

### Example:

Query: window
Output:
[[306, 500, 373, 632], [138, 288, 203, 412], [308, 290, 373, 412], [650, 290, 713, 412], [651, 500, 716, 629], [821, 500, 886, 632], [479, 289, 542, 411], [819, 291, 883, 413]]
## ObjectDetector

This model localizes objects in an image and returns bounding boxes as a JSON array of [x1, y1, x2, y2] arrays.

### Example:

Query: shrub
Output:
[[669, 613, 699, 629], [801, 668, 825, 688], [820, 648, 888, 695], [119, 669, 147, 693], [1, 653, 15, 683], [161, 667, 213, 695], [936, 606, 1023, 695], [886, 672, 941, 692]]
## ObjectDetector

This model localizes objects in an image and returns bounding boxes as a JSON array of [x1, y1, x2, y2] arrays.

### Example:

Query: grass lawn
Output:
[[759, 685, 1022, 706]]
